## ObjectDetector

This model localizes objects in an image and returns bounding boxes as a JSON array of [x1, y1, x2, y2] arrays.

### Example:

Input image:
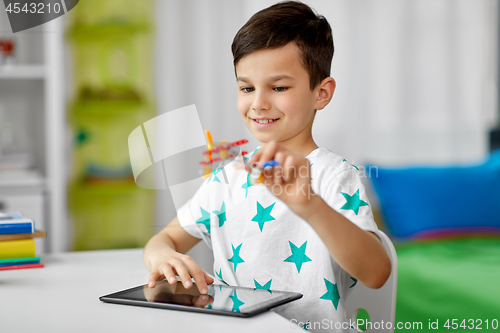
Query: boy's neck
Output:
[[260, 135, 318, 158]]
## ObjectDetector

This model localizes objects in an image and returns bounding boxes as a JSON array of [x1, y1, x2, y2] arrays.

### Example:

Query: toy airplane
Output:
[[199, 130, 278, 185]]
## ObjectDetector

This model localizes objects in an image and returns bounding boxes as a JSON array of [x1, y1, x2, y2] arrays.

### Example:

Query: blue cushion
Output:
[[367, 150, 500, 239]]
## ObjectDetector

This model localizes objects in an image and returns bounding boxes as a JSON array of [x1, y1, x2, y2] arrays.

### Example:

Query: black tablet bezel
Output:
[[99, 282, 302, 318]]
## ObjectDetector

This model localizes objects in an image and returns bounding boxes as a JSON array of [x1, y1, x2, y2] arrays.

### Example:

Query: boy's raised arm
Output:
[[301, 197, 391, 289], [143, 216, 214, 294], [250, 141, 391, 289]]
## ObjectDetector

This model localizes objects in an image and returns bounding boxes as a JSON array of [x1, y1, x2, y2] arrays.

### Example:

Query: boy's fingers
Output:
[[179, 255, 209, 294], [160, 264, 177, 284], [273, 165, 283, 185], [170, 259, 193, 289], [203, 271, 215, 285], [190, 270, 209, 294], [148, 271, 162, 288], [248, 149, 262, 165], [262, 166, 274, 186], [186, 265, 209, 294], [283, 155, 295, 181], [274, 151, 286, 167], [258, 141, 279, 165], [273, 152, 285, 185]]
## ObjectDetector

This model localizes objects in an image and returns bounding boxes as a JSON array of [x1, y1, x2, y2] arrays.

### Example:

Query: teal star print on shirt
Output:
[[228, 243, 245, 272], [284, 241, 312, 273], [230, 290, 245, 312], [320, 278, 340, 310], [254, 279, 273, 294], [195, 207, 211, 235], [213, 202, 227, 227], [208, 166, 223, 183], [340, 189, 368, 215], [241, 174, 253, 198], [251, 202, 276, 232], [216, 268, 229, 286], [349, 277, 358, 288]]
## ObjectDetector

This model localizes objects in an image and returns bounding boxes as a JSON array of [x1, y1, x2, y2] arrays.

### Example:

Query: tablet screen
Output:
[[101, 280, 302, 316]]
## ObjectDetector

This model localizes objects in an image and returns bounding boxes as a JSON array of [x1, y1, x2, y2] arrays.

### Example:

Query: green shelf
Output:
[[68, 182, 155, 251]]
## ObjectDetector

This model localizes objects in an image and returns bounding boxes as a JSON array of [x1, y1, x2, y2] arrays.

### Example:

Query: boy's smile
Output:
[[235, 42, 335, 156]]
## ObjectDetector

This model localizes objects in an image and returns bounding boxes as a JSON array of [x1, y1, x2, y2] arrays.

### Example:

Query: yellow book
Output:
[[0, 239, 36, 260]]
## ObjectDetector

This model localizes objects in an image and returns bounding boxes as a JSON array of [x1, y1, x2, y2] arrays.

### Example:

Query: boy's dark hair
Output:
[[232, 1, 334, 91]]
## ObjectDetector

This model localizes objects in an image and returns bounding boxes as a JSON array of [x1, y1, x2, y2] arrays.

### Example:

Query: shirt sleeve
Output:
[[176, 157, 247, 250], [321, 165, 383, 300], [176, 177, 213, 249], [321, 166, 380, 235]]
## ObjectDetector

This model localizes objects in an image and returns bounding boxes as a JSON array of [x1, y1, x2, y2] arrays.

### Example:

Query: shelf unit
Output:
[[0, 16, 66, 253], [0, 64, 45, 79], [64, 2, 157, 251]]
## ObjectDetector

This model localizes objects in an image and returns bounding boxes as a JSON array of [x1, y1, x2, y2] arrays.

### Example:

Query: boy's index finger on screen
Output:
[[148, 271, 162, 288], [186, 266, 210, 295], [203, 271, 215, 285]]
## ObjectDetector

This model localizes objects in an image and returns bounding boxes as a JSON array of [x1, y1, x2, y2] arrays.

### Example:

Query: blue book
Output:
[[0, 212, 35, 235]]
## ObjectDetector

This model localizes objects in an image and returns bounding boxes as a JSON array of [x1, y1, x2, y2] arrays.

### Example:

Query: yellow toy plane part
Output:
[[205, 129, 213, 145], [202, 129, 215, 178], [206, 129, 214, 163]]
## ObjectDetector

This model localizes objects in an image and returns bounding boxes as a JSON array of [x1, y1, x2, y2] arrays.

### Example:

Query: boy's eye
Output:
[[274, 87, 288, 92], [240, 87, 254, 93]]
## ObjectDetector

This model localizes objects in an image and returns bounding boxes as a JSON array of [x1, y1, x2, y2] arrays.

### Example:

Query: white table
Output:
[[0, 249, 297, 333]]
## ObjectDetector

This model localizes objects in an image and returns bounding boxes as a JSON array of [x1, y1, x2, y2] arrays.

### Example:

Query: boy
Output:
[[144, 1, 391, 331]]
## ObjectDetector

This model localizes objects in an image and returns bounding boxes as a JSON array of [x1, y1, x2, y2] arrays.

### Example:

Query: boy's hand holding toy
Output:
[[248, 141, 316, 219]]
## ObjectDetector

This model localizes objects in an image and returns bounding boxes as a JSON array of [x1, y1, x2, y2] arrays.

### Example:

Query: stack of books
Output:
[[0, 212, 45, 271]]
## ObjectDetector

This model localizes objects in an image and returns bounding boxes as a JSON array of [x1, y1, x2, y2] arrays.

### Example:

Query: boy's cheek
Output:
[[237, 94, 253, 111], [238, 108, 252, 124], [237, 101, 249, 115], [239, 111, 250, 124]]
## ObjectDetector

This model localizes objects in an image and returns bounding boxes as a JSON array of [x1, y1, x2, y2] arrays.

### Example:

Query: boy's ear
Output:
[[314, 77, 336, 110]]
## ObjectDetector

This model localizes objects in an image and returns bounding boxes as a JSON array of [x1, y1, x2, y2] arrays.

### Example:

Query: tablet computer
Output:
[[99, 280, 302, 317]]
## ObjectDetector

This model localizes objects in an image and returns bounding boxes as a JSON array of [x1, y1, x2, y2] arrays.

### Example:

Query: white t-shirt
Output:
[[177, 147, 380, 332]]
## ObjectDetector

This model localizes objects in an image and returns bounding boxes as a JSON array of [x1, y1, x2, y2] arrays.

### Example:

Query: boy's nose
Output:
[[251, 91, 271, 111]]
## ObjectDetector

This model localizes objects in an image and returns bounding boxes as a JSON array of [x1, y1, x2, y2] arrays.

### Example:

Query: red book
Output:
[[0, 263, 44, 271]]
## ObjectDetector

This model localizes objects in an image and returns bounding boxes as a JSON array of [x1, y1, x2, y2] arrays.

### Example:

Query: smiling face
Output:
[[235, 42, 333, 155]]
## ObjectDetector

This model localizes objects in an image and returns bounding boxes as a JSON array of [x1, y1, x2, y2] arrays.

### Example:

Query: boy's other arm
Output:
[[143, 216, 214, 294], [250, 141, 391, 289], [302, 196, 391, 289]]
